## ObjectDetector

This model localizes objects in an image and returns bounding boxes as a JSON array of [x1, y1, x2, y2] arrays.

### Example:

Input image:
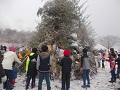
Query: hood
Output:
[[40, 52, 50, 59], [4, 51, 15, 59]]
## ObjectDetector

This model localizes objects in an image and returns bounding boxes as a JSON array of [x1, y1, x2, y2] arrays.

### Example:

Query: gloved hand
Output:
[[1, 75, 7, 82]]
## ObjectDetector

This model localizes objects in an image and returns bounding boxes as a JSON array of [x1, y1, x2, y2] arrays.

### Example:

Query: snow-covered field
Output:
[[1, 61, 120, 90]]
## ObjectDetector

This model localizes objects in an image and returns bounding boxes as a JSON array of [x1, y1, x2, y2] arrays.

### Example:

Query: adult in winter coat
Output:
[[25, 48, 38, 89], [80, 48, 91, 88], [37, 45, 52, 90], [60, 49, 72, 90], [2, 46, 22, 89]]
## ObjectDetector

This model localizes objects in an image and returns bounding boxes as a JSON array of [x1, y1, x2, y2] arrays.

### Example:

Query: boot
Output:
[[109, 78, 114, 83]]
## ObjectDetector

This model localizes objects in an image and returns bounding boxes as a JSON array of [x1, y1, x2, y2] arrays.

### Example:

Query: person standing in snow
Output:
[[36, 45, 52, 90], [60, 49, 72, 90], [25, 48, 38, 90], [2, 46, 22, 89], [80, 48, 91, 88], [11, 61, 19, 86], [96, 53, 102, 68], [106, 54, 116, 83], [101, 52, 106, 69]]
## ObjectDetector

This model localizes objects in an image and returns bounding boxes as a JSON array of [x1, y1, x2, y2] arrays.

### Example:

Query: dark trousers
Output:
[[116, 68, 120, 77], [102, 60, 105, 68], [61, 72, 70, 90], [26, 75, 36, 88], [0, 78, 1, 83], [3, 69, 13, 89], [111, 69, 116, 82], [82, 69, 90, 85]]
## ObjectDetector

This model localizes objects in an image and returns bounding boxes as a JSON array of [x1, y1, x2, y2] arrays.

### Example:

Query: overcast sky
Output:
[[0, 0, 120, 37]]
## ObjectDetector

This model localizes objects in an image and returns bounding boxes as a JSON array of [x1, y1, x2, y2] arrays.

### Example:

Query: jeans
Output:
[[111, 69, 116, 81], [38, 72, 51, 90], [116, 68, 120, 77], [102, 60, 105, 68], [82, 69, 90, 85], [3, 69, 13, 89]]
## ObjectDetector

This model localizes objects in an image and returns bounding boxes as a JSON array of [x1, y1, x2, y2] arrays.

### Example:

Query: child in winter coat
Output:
[[26, 48, 38, 90], [60, 49, 72, 90], [80, 48, 91, 88], [106, 54, 116, 83], [11, 61, 19, 86]]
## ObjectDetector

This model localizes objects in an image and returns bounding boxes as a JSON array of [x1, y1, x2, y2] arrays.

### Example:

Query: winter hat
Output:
[[9, 46, 16, 52], [64, 49, 70, 56], [32, 48, 37, 53], [83, 48, 88, 53]]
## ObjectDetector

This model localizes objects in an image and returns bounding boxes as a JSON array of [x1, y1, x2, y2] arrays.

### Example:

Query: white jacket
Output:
[[2, 51, 22, 70]]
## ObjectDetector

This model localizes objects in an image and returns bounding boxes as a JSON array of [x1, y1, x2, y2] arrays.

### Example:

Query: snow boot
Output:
[[86, 84, 90, 88], [81, 85, 86, 88]]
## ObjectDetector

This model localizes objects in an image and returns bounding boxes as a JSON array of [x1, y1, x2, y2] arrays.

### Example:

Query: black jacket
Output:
[[115, 58, 120, 68], [39, 52, 50, 72], [27, 53, 38, 77], [0, 54, 5, 78], [60, 56, 72, 73]]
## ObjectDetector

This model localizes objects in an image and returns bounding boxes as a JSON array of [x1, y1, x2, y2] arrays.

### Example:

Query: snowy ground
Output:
[[1, 61, 120, 90]]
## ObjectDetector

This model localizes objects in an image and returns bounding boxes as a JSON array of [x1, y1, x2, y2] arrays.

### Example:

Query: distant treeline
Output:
[[0, 28, 35, 46]]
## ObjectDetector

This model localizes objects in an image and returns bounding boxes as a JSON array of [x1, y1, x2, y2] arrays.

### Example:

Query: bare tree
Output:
[[0, 28, 34, 47], [98, 35, 120, 50]]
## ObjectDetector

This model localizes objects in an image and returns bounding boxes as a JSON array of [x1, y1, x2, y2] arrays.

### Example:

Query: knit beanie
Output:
[[9, 46, 16, 52], [64, 49, 70, 56]]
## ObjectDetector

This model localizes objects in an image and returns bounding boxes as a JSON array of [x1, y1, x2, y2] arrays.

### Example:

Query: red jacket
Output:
[[106, 58, 116, 70]]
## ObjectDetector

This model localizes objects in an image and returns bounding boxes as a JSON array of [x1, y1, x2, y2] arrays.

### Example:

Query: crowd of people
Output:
[[0, 44, 120, 90], [95, 48, 120, 84]]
